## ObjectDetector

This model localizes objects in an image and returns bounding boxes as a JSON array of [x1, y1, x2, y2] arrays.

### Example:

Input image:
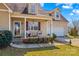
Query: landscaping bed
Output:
[[22, 33, 57, 44], [22, 37, 51, 44]]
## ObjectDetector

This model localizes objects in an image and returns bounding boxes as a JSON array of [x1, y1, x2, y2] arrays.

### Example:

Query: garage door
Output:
[[53, 27, 65, 36]]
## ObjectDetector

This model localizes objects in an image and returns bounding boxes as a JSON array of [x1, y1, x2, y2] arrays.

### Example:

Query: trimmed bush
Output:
[[3, 30, 12, 44], [0, 30, 12, 48]]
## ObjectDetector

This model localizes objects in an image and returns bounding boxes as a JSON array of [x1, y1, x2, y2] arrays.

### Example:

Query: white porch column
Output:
[[50, 20, 52, 37], [24, 18, 26, 39], [9, 11, 11, 31]]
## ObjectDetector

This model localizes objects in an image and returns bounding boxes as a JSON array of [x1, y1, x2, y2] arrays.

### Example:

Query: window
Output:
[[55, 12, 60, 20], [28, 21, 39, 30], [31, 4, 35, 14], [14, 21, 21, 36]]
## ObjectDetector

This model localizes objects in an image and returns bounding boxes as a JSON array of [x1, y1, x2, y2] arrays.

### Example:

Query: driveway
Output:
[[71, 39, 79, 47], [55, 36, 70, 44]]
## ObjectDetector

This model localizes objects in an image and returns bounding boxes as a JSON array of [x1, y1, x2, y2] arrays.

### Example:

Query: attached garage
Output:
[[51, 20, 68, 37], [53, 27, 65, 36], [46, 21, 67, 37]]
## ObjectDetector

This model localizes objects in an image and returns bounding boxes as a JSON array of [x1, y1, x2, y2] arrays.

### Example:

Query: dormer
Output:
[[28, 3, 49, 16], [49, 8, 61, 20], [28, 3, 37, 15]]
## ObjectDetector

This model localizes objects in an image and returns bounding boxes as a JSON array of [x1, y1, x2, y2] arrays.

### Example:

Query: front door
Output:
[[13, 21, 21, 36]]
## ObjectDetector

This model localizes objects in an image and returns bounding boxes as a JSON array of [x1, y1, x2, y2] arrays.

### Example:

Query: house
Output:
[[0, 3, 68, 39]]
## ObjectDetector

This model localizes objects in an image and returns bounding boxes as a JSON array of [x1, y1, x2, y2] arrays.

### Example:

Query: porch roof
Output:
[[11, 12, 52, 21]]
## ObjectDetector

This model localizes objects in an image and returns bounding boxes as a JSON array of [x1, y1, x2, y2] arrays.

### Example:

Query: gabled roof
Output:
[[5, 3, 68, 22], [48, 8, 68, 22], [48, 8, 60, 14], [3, 3, 13, 12], [60, 14, 69, 22]]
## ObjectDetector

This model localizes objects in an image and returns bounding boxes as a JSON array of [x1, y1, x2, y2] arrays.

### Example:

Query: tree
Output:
[[72, 20, 79, 29], [68, 19, 79, 36]]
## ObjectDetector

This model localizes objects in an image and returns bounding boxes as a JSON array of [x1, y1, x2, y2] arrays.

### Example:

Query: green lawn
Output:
[[25, 45, 79, 56], [67, 34, 79, 39], [0, 47, 27, 56], [0, 45, 79, 56]]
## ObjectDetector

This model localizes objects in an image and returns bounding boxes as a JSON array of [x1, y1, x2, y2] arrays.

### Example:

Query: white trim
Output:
[[0, 9, 8, 12], [13, 21, 21, 37], [3, 3, 13, 13], [11, 15, 25, 18], [50, 20, 52, 36], [24, 18, 26, 39]]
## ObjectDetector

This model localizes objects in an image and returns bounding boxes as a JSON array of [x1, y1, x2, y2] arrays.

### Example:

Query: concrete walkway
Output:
[[10, 41, 66, 48], [10, 43, 54, 48], [55, 36, 70, 43]]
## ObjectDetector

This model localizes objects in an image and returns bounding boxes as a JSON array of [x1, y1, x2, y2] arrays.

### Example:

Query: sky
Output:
[[40, 3, 79, 23]]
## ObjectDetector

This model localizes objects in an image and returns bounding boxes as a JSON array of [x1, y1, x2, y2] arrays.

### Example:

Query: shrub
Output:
[[69, 27, 78, 37], [52, 33, 57, 39], [48, 37, 52, 43], [2, 30, 13, 44], [29, 38, 38, 43], [23, 37, 50, 44], [48, 33, 57, 43], [38, 38, 43, 43], [0, 30, 12, 48]]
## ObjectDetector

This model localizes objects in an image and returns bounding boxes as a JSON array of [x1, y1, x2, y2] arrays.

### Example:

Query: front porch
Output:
[[10, 13, 52, 39]]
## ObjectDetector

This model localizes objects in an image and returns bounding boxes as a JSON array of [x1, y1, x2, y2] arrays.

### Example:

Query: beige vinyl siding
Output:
[[0, 11, 9, 30], [40, 21, 48, 36]]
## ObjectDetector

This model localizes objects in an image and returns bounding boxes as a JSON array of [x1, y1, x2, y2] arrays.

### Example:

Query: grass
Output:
[[25, 45, 79, 56], [0, 45, 79, 56], [0, 47, 27, 56], [67, 34, 79, 39]]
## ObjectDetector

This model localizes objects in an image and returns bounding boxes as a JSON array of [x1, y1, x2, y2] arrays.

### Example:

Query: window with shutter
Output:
[[27, 21, 39, 30]]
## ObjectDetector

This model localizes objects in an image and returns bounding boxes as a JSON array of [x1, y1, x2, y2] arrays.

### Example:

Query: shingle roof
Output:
[[60, 14, 69, 22], [6, 3, 28, 13], [6, 3, 68, 22]]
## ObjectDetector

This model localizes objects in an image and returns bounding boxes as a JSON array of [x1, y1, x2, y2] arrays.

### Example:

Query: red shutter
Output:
[[38, 22, 40, 30], [26, 21, 28, 30]]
